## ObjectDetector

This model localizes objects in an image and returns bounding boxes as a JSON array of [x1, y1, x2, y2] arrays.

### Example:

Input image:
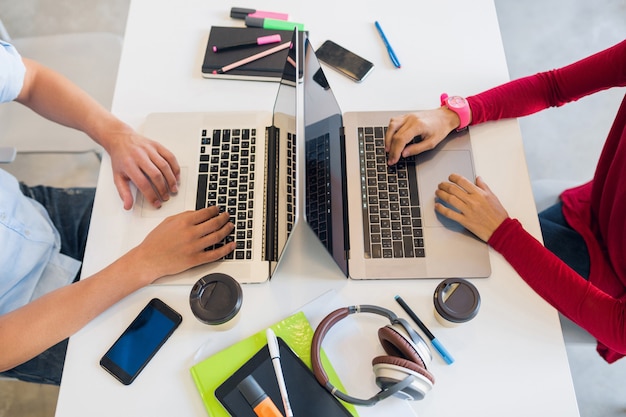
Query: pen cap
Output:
[[238, 375, 267, 408], [237, 375, 284, 417], [189, 273, 243, 328], [433, 278, 480, 327], [230, 7, 255, 19], [244, 16, 265, 28]]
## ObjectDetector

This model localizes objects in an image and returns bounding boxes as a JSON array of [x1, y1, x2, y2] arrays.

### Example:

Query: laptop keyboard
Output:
[[305, 133, 332, 249], [196, 128, 256, 260], [358, 126, 425, 259]]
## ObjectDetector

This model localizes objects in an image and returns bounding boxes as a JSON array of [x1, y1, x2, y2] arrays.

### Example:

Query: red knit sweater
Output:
[[468, 39, 626, 362]]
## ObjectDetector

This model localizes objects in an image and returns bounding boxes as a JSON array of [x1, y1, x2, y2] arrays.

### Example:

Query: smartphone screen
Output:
[[315, 40, 374, 82], [100, 298, 182, 385]]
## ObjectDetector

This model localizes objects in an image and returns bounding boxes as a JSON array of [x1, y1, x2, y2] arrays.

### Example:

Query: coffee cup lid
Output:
[[190, 273, 242, 325], [434, 278, 480, 323]]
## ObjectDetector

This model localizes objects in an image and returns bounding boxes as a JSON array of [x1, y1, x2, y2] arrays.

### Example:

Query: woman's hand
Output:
[[385, 107, 462, 165], [435, 174, 509, 242]]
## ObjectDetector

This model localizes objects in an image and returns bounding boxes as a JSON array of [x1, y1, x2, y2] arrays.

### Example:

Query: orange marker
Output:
[[238, 375, 284, 417]]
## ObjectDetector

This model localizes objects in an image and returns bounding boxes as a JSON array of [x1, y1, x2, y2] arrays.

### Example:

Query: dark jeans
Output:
[[1, 184, 95, 385], [538, 202, 591, 280]]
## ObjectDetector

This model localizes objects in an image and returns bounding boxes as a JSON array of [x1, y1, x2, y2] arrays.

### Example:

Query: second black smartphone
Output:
[[315, 40, 374, 82], [100, 298, 182, 385]]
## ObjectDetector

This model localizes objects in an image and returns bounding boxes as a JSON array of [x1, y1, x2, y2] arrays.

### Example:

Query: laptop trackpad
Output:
[[138, 166, 188, 218], [417, 150, 474, 228]]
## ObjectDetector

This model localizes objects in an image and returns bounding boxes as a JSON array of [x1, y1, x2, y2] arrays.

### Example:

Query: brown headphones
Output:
[[311, 305, 435, 406]]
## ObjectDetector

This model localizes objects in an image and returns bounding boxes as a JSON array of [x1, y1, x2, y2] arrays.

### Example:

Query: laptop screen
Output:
[[303, 36, 349, 276], [267, 29, 299, 269]]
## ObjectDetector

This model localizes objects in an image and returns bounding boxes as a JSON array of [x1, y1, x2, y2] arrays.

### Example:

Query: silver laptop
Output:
[[303, 35, 491, 279], [122, 31, 300, 285]]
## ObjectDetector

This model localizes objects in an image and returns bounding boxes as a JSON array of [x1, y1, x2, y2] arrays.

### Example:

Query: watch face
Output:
[[447, 96, 467, 109]]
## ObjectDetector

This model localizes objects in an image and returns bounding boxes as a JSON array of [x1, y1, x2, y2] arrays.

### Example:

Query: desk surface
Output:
[[55, 1, 579, 416]]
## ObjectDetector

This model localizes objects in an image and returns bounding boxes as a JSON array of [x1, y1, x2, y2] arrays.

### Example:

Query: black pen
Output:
[[395, 295, 454, 364], [212, 34, 282, 53]]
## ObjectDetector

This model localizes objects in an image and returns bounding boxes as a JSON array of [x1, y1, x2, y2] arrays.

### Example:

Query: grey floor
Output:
[[0, 0, 625, 416]]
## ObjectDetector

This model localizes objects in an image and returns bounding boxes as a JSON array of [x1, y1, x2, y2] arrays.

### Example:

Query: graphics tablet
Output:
[[215, 337, 353, 417]]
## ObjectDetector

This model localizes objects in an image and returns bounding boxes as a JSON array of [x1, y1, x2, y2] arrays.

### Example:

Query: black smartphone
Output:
[[315, 40, 374, 82], [100, 298, 182, 385]]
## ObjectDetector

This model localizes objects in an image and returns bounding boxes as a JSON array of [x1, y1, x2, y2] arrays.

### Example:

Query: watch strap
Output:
[[440, 93, 470, 130]]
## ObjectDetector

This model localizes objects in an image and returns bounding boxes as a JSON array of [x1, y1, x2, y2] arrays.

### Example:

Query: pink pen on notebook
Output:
[[212, 41, 291, 75], [212, 34, 282, 53], [230, 7, 289, 21]]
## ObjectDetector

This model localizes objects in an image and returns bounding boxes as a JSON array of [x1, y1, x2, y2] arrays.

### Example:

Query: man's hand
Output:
[[107, 131, 181, 210]]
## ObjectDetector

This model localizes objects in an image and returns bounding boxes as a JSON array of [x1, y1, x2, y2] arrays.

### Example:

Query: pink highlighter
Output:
[[230, 7, 289, 21]]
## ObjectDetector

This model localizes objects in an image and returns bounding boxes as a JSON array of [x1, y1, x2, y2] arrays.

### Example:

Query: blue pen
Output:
[[374, 21, 401, 68], [395, 295, 455, 365]]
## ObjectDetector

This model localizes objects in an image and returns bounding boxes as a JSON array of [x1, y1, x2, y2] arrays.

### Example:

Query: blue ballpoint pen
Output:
[[395, 295, 455, 365], [374, 21, 401, 68]]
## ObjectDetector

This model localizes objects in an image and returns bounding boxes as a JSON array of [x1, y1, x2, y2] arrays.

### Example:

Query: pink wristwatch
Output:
[[440, 93, 470, 130]]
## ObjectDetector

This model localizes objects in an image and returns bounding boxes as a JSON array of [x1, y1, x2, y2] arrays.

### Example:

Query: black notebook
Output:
[[202, 26, 296, 81], [215, 337, 353, 417]]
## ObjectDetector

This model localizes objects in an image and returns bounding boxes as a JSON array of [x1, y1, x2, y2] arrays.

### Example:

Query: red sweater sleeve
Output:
[[468, 40, 626, 124], [489, 218, 626, 360]]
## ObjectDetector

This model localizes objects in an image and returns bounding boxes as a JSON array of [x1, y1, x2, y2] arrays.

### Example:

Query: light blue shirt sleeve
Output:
[[0, 170, 80, 315], [0, 40, 26, 103]]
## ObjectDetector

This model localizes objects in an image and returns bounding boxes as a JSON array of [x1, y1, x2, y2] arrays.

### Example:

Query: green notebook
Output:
[[190, 311, 358, 417]]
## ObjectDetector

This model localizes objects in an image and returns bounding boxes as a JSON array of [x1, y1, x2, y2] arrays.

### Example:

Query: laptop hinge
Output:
[[264, 125, 279, 262], [339, 126, 350, 260]]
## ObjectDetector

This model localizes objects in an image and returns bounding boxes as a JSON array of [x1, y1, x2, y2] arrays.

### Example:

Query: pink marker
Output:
[[230, 7, 289, 21], [212, 34, 282, 53]]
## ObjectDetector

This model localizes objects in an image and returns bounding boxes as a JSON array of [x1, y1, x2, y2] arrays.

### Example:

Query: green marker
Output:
[[245, 16, 305, 31]]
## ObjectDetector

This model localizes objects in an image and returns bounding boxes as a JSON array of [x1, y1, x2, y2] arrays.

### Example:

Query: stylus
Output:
[[213, 41, 291, 74], [266, 328, 294, 417], [212, 34, 282, 53], [395, 295, 455, 365]]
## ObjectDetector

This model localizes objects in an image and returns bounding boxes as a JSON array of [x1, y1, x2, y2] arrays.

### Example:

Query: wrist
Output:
[[118, 246, 163, 287], [87, 116, 134, 152], [439, 106, 464, 133]]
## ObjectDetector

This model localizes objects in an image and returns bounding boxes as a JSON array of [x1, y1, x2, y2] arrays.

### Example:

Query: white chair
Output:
[[0, 18, 122, 167]]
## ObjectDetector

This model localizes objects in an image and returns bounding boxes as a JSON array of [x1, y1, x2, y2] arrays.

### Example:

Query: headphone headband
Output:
[[311, 304, 431, 406]]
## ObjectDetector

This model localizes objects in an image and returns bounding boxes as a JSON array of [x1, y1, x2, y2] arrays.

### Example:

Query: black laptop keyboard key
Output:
[[358, 126, 425, 259], [196, 128, 256, 260], [196, 174, 208, 211]]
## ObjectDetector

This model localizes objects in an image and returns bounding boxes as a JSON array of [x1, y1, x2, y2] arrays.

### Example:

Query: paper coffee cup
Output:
[[433, 278, 480, 327], [189, 273, 243, 329]]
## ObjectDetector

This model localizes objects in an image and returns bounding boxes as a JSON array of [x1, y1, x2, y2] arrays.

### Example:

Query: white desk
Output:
[[55, 1, 580, 416]]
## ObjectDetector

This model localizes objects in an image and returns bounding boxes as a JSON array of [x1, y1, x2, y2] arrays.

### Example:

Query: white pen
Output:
[[266, 328, 294, 417]]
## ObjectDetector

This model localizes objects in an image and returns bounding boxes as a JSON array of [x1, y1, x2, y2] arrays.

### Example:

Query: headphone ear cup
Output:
[[372, 355, 435, 400], [378, 325, 428, 368]]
